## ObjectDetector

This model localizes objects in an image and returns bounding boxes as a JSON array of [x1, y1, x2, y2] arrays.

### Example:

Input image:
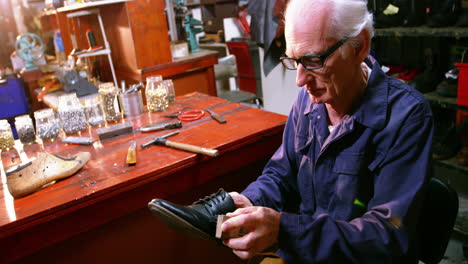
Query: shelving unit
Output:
[[422, 92, 468, 175], [66, 8, 118, 88], [375, 27, 468, 173], [425, 91, 468, 111], [54, 0, 218, 97], [375, 26, 468, 38], [75, 48, 111, 59], [375, 27, 468, 243]]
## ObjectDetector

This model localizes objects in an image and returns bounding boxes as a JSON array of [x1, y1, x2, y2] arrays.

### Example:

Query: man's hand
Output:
[[228, 192, 253, 208], [221, 206, 281, 260]]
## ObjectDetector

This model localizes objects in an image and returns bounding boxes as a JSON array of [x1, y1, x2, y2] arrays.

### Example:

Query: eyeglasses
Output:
[[280, 38, 348, 70]]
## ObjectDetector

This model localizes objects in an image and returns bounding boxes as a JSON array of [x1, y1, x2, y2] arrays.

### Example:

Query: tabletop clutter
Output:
[[0, 75, 225, 198]]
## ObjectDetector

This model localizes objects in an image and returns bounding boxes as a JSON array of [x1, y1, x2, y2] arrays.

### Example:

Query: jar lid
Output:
[[146, 75, 163, 83], [34, 108, 55, 118], [15, 114, 32, 124], [0, 119, 10, 125]]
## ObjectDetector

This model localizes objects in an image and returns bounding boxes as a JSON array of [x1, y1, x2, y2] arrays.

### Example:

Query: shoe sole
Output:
[[148, 199, 216, 242]]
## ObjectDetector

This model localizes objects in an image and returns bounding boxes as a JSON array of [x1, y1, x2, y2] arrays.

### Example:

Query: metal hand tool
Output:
[[141, 131, 218, 157], [138, 120, 182, 133], [141, 131, 180, 149], [162, 107, 192, 119], [62, 136, 94, 145], [163, 109, 205, 122], [205, 108, 226, 124]]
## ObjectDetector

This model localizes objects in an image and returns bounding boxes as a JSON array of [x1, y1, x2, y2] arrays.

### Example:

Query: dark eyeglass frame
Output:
[[280, 38, 348, 70]]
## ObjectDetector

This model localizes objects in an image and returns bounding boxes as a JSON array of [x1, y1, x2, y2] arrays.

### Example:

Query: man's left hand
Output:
[[221, 206, 281, 260]]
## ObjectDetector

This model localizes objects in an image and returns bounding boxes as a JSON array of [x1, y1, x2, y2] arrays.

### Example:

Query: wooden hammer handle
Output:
[[165, 140, 219, 157]]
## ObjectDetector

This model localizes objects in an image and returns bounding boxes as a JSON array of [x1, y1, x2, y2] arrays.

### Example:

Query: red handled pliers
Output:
[[163, 109, 205, 122]]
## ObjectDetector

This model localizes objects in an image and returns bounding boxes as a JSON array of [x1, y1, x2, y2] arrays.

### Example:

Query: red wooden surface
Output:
[[0, 92, 287, 262]]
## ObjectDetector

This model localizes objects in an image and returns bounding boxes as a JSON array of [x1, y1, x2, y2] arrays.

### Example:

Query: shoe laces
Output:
[[194, 189, 227, 210]]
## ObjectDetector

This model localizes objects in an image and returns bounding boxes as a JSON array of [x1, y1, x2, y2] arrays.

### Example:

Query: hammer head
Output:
[[141, 131, 179, 149]]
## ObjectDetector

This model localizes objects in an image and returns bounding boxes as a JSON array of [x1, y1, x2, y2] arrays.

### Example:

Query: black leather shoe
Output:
[[148, 189, 236, 241]]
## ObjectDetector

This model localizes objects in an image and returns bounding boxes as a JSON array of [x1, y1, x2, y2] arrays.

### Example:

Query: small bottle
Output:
[[58, 93, 88, 135], [0, 119, 15, 151], [15, 115, 36, 145], [145, 75, 168, 112], [99, 82, 122, 123], [34, 108, 60, 142], [53, 30, 65, 63], [83, 97, 105, 127], [162, 79, 176, 103]]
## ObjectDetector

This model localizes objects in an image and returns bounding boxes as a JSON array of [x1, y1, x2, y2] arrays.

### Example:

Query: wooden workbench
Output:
[[0, 92, 287, 263]]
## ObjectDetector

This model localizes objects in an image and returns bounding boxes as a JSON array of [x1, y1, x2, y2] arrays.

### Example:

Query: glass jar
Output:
[[15, 115, 36, 145], [34, 108, 60, 142], [162, 79, 176, 103], [99, 82, 122, 123], [0, 119, 15, 151], [145, 75, 168, 112], [57, 93, 87, 135], [83, 97, 105, 127]]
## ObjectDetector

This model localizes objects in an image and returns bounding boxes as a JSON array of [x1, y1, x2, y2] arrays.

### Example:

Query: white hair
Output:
[[285, 0, 374, 52]]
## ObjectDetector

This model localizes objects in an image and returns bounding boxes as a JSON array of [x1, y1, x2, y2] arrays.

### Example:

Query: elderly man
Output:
[[149, 0, 433, 263]]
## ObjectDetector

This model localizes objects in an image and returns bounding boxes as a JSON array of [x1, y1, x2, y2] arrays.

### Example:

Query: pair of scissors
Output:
[[163, 109, 205, 122]]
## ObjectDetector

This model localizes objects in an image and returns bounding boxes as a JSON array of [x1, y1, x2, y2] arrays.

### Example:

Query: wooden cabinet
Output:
[[55, 0, 218, 96]]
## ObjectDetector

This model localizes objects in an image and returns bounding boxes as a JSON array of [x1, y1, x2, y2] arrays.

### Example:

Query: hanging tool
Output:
[[126, 141, 137, 166], [162, 109, 204, 122], [141, 131, 219, 157], [205, 108, 226, 124], [138, 120, 182, 133]]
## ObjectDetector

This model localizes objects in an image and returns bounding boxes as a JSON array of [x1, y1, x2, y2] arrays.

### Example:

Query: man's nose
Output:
[[296, 64, 314, 87]]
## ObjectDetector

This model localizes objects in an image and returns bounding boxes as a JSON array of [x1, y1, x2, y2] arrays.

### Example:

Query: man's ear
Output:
[[355, 29, 370, 62]]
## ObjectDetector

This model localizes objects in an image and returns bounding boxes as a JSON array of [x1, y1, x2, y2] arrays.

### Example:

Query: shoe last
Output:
[[6, 152, 91, 198]]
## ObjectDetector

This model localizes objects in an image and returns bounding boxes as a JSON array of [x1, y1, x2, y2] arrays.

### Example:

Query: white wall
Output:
[[258, 47, 299, 116]]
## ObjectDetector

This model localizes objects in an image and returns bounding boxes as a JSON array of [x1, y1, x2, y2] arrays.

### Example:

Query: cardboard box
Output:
[[170, 41, 189, 59]]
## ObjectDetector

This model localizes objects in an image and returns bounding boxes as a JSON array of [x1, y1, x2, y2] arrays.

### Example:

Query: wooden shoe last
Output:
[[6, 152, 91, 198]]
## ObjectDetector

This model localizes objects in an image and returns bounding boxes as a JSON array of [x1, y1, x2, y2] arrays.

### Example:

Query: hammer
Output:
[[141, 131, 219, 157]]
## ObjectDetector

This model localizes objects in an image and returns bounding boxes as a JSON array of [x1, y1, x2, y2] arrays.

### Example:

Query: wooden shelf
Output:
[[375, 26, 468, 38], [57, 0, 129, 12], [434, 157, 468, 175], [76, 48, 111, 58], [424, 91, 468, 111]]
